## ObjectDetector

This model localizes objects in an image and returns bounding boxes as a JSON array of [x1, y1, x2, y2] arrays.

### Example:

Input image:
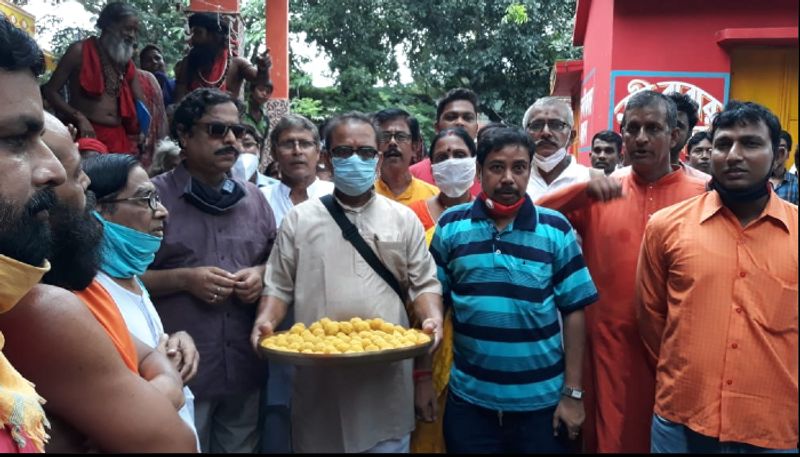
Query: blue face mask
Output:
[[93, 211, 162, 278], [331, 155, 379, 197]]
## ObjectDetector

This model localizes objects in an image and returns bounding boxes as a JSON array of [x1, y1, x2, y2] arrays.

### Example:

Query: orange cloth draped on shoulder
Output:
[[535, 169, 706, 453], [408, 197, 452, 454], [80, 37, 139, 136], [189, 49, 229, 92], [74, 280, 139, 374]]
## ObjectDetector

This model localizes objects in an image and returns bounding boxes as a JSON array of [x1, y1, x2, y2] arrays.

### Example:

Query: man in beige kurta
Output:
[[252, 113, 443, 453]]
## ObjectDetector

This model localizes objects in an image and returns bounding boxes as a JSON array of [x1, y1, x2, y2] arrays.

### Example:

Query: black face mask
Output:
[[183, 177, 245, 215], [709, 168, 772, 204]]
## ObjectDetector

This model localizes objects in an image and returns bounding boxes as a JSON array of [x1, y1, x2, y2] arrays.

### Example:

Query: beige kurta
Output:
[[264, 191, 442, 453]]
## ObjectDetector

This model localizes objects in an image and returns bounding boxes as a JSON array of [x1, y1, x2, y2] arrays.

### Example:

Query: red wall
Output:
[[611, 0, 798, 73]]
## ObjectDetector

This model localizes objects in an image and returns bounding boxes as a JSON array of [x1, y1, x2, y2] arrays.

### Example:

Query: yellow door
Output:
[[730, 47, 799, 168]]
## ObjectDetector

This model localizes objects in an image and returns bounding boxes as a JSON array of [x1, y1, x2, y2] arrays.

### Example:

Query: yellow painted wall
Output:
[[730, 47, 799, 168]]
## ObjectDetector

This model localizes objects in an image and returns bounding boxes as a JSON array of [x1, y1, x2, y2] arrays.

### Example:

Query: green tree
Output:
[[289, 0, 581, 126]]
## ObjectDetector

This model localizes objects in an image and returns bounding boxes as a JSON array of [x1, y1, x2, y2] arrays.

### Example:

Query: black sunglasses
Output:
[[196, 122, 247, 139]]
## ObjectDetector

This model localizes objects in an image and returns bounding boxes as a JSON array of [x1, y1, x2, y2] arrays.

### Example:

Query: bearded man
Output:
[[43, 1, 144, 155], [172, 12, 271, 102]]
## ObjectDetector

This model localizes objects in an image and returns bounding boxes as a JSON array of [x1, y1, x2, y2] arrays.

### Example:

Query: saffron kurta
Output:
[[535, 168, 706, 452]]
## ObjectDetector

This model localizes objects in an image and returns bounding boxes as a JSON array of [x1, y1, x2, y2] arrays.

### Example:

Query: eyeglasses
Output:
[[196, 122, 247, 139], [101, 192, 161, 211], [378, 131, 412, 144], [330, 146, 380, 160], [277, 139, 317, 151], [526, 119, 571, 133]]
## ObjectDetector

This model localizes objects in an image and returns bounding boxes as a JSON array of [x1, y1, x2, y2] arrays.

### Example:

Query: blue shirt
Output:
[[774, 172, 798, 205], [430, 196, 598, 412]]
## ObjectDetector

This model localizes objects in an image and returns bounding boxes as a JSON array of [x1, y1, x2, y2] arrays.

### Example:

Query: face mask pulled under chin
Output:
[[232, 153, 259, 182], [534, 147, 568, 173]]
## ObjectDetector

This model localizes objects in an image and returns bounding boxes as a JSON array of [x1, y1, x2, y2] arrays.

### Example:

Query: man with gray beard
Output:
[[43, 1, 145, 155]]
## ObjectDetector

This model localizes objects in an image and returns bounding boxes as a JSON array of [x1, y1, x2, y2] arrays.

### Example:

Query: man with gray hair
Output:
[[257, 114, 333, 453], [535, 90, 708, 452], [43, 2, 144, 155], [522, 96, 601, 200]]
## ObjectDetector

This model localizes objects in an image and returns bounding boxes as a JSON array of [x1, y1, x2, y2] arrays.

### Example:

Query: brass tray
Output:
[[258, 331, 433, 367]]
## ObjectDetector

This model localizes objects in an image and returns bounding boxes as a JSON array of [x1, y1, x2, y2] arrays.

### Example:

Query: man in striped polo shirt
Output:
[[431, 126, 598, 453]]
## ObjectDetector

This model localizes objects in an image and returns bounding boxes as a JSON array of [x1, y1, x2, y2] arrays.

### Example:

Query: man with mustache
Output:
[[523, 97, 602, 201], [0, 16, 66, 452], [173, 12, 271, 103], [637, 101, 797, 453], [374, 108, 439, 206], [0, 106, 196, 451], [429, 126, 598, 453], [535, 90, 708, 452], [42, 2, 144, 155], [141, 88, 276, 453], [256, 114, 332, 452]]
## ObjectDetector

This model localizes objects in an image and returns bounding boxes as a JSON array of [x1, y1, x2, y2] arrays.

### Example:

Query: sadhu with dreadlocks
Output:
[[173, 12, 271, 103]]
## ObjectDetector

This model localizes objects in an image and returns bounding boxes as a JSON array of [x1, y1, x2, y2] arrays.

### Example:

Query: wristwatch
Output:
[[561, 386, 584, 400]]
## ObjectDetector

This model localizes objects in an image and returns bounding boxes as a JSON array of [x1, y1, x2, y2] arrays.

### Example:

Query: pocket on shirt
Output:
[[752, 275, 798, 333]]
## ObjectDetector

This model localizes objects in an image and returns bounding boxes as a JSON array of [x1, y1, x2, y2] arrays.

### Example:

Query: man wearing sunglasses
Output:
[[374, 108, 439, 206], [252, 112, 444, 453], [141, 88, 277, 453], [522, 97, 601, 201]]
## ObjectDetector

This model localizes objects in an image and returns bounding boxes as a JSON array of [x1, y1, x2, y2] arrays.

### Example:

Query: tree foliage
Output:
[[289, 0, 581, 127]]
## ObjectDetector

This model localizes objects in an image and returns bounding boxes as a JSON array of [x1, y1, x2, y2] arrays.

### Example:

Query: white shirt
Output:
[[526, 158, 594, 201], [260, 178, 335, 228], [96, 272, 200, 451], [790, 164, 797, 175]]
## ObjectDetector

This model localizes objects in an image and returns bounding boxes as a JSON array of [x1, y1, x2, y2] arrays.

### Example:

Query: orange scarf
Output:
[[80, 37, 139, 135], [189, 48, 229, 92]]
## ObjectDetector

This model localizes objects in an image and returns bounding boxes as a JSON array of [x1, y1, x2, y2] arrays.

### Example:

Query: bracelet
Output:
[[413, 369, 432, 382]]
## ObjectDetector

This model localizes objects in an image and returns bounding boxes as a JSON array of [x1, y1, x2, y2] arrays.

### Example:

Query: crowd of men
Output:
[[0, 1, 797, 454]]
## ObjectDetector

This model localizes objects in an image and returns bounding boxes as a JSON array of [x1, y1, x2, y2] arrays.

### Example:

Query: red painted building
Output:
[[552, 0, 799, 167]]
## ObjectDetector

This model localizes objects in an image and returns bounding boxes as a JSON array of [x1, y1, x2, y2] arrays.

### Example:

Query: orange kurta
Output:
[[74, 279, 139, 373], [535, 168, 707, 452], [637, 190, 798, 450]]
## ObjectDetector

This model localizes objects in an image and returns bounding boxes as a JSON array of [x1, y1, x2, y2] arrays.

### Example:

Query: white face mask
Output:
[[533, 147, 568, 173], [232, 153, 259, 182], [431, 157, 476, 198]]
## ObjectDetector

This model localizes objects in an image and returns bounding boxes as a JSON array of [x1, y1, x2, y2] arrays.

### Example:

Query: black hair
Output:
[[779, 130, 793, 152], [436, 88, 479, 122], [476, 126, 535, 166], [591, 130, 623, 155], [170, 88, 243, 141], [241, 124, 262, 147], [188, 12, 229, 37], [429, 127, 476, 161], [82, 153, 141, 208], [269, 114, 319, 152], [0, 14, 45, 76], [372, 108, 421, 144], [666, 92, 700, 131], [710, 100, 781, 155], [323, 112, 379, 150], [621, 90, 677, 130], [686, 131, 712, 152], [139, 44, 161, 65], [96, 2, 138, 31]]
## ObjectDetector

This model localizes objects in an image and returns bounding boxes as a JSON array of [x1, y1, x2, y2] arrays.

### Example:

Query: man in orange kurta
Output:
[[535, 90, 707, 452]]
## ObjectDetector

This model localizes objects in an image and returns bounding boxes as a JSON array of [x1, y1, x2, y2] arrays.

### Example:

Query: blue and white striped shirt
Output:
[[430, 196, 598, 412]]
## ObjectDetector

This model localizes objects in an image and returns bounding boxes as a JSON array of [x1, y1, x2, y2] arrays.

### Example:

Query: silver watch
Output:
[[561, 386, 584, 400]]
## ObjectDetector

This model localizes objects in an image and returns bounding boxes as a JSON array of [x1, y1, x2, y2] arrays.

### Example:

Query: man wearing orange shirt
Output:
[[535, 90, 708, 452], [637, 101, 798, 453]]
